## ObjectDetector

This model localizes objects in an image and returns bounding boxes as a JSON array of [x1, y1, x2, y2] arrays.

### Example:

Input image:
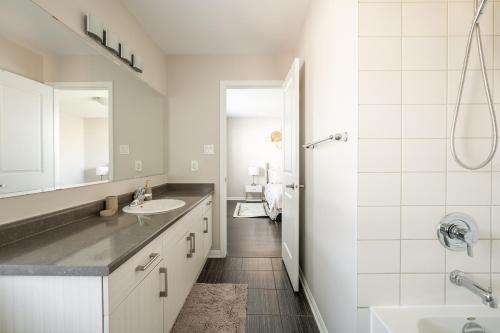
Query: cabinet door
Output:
[[109, 261, 163, 333], [163, 229, 194, 333]]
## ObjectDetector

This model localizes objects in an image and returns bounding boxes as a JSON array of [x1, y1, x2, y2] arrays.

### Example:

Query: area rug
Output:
[[171, 283, 248, 333], [233, 202, 268, 218]]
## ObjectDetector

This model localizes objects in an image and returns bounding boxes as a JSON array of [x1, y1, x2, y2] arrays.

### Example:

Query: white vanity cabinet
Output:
[[108, 259, 164, 333], [163, 195, 213, 332], [108, 195, 213, 333], [0, 196, 213, 333]]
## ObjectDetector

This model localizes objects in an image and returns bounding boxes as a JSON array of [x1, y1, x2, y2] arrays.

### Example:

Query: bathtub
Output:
[[370, 306, 500, 333]]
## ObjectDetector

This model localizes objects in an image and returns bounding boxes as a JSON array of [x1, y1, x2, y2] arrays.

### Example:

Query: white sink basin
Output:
[[123, 199, 186, 215]]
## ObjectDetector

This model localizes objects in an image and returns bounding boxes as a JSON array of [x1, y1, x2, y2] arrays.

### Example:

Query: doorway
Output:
[[225, 87, 284, 257], [220, 81, 284, 258]]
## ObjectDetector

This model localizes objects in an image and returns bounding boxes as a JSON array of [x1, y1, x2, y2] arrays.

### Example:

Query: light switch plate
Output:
[[191, 160, 199, 172], [119, 144, 130, 155], [135, 160, 143, 172], [203, 144, 215, 155]]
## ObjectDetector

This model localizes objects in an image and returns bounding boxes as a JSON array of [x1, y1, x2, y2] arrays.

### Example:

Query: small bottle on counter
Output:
[[144, 179, 153, 201]]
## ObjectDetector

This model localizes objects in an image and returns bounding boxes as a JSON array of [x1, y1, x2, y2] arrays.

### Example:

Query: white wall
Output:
[[227, 117, 282, 198], [166, 54, 293, 249], [357, 1, 500, 332], [32, 0, 168, 95], [58, 112, 85, 186], [84, 118, 109, 183], [296, 0, 358, 332]]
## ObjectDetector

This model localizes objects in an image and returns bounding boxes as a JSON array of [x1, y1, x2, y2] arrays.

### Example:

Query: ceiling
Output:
[[57, 90, 109, 118], [121, 0, 311, 55], [226, 88, 283, 118]]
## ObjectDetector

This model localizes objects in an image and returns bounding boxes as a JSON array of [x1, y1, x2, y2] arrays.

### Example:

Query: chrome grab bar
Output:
[[135, 253, 160, 271], [302, 132, 348, 149]]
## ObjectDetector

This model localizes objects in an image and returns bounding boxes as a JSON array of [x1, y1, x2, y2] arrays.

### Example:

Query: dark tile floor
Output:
[[227, 200, 281, 258], [197, 257, 320, 333]]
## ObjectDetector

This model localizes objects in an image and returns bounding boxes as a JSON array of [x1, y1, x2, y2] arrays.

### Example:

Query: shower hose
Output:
[[451, 0, 498, 170]]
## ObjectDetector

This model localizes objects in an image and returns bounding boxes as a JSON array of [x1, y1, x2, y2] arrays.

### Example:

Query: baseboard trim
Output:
[[227, 197, 245, 201], [208, 250, 223, 258], [300, 268, 328, 333]]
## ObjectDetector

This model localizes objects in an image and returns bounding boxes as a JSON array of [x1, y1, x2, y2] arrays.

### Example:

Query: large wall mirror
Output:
[[0, 0, 166, 198]]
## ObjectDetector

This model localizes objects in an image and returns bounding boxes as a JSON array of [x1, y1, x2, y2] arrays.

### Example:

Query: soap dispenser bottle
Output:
[[144, 180, 153, 201]]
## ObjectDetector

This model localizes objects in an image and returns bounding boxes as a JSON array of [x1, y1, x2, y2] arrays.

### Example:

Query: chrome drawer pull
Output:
[[187, 235, 193, 258], [203, 217, 209, 233], [135, 253, 160, 272], [190, 232, 196, 253], [159, 267, 168, 297]]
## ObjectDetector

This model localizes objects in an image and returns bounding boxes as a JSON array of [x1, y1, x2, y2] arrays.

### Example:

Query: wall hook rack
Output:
[[302, 132, 348, 149]]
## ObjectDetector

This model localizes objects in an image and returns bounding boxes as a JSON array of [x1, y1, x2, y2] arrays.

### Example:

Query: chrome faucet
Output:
[[437, 213, 478, 257], [130, 187, 146, 207], [450, 270, 498, 308]]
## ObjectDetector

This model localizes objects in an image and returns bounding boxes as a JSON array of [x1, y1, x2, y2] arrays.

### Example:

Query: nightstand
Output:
[[245, 184, 263, 202]]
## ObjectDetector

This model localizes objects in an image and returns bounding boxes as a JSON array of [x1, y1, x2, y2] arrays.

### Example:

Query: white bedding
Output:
[[264, 183, 282, 220]]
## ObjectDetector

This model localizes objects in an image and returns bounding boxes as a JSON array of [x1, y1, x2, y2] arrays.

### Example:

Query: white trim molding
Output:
[[227, 196, 245, 201], [207, 250, 223, 258], [300, 268, 328, 333]]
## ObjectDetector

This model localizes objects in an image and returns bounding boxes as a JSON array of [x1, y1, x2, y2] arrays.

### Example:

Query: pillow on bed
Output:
[[268, 169, 283, 184]]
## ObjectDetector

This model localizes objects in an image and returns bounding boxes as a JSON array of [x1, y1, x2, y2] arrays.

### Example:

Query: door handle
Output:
[[286, 184, 305, 189], [159, 267, 168, 297], [203, 217, 209, 233], [135, 253, 160, 271]]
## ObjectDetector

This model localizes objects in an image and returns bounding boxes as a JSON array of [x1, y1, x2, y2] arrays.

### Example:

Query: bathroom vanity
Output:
[[0, 185, 213, 333]]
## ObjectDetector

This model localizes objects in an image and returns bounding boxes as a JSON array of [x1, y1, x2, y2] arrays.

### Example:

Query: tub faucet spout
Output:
[[450, 270, 497, 308]]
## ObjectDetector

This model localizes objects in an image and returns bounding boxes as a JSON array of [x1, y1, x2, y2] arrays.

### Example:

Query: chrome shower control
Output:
[[437, 212, 478, 257]]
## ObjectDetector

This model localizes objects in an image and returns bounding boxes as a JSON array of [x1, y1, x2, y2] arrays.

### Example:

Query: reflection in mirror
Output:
[[54, 85, 111, 188], [0, 0, 166, 198]]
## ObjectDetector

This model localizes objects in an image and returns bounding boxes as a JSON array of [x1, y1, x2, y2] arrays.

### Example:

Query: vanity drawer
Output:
[[108, 236, 163, 313]]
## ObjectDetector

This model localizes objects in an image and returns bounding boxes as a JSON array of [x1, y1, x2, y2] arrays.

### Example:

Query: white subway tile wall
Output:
[[357, 0, 500, 325]]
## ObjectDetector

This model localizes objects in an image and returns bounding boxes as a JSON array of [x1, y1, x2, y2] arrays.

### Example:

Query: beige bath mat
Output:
[[172, 283, 248, 333]]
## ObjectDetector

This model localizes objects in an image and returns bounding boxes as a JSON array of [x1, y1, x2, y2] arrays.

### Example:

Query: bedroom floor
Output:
[[227, 200, 281, 257]]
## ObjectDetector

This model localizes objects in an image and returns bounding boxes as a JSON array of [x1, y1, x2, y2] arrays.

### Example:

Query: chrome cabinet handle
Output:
[[159, 267, 168, 297], [187, 235, 193, 258], [206, 200, 212, 206], [0, 184, 6, 188], [190, 232, 196, 253], [203, 217, 209, 233], [135, 253, 160, 271]]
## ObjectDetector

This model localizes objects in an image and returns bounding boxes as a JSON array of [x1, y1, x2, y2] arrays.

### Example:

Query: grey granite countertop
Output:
[[0, 186, 213, 276]]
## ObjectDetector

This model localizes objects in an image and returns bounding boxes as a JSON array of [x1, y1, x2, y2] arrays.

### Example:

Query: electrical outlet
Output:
[[119, 144, 130, 155], [190, 160, 199, 172], [135, 160, 143, 172], [203, 144, 215, 155]]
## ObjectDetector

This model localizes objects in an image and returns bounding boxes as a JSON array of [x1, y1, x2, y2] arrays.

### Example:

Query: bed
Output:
[[264, 164, 283, 221]]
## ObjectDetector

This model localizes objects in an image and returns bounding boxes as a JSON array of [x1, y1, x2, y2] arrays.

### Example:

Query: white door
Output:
[[0, 70, 54, 195], [282, 58, 301, 292]]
